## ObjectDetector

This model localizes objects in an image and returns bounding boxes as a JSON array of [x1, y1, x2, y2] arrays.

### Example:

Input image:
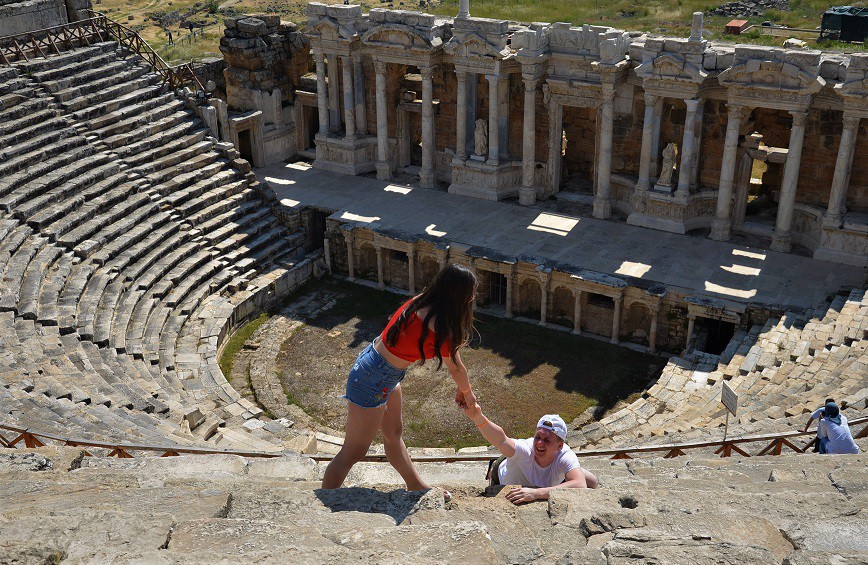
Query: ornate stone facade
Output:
[[294, 6, 868, 266]]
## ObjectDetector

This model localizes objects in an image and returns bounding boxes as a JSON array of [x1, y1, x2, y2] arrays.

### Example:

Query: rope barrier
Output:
[[2, 416, 865, 463]]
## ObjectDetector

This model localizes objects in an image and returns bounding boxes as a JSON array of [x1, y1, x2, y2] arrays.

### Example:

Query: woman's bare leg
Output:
[[321, 402, 386, 489], [381, 384, 429, 491]]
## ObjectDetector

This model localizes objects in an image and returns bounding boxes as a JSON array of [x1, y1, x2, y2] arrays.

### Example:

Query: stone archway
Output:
[[356, 243, 377, 282], [550, 286, 574, 328], [417, 257, 440, 291], [624, 301, 652, 346], [517, 278, 541, 319]]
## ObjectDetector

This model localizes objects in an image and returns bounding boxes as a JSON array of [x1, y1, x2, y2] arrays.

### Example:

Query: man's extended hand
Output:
[[505, 486, 541, 505]]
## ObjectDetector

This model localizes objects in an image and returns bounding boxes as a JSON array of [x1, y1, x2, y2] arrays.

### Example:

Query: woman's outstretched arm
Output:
[[463, 403, 516, 458], [442, 351, 477, 409]]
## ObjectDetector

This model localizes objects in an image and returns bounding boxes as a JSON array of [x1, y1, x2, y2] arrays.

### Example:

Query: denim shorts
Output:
[[343, 342, 407, 408]]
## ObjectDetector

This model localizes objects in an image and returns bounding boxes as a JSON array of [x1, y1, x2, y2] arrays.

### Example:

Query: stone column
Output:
[[341, 55, 356, 140], [346, 234, 355, 281], [650, 97, 663, 177], [486, 74, 500, 165], [538, 273, 550, 326], [458, 0, 469, 17], [594, 85, 615, 219], [375, 245, 385, 289], [327, 54, 340, 132], [314, 51, 329, 134], [685, 315, 696, 352], [649, 310, 658, 354], [353, 54, 366, 135], [572, 290, 583, 334], [636, 93, 658, 192], [519, 77, 538, 205], [454, 70, 468, 163], [323, 238, 332, 272], [374, 61, 390, 181], [710, 104, 746, 242], [407, 250, 416, 294], [771, 110, 808, 253], [611, 295, 622, 344], [420, 66, 436, 188], [675, 98, 701, 198], [505, 268, 514, 318], [825, 114, 860, 227]]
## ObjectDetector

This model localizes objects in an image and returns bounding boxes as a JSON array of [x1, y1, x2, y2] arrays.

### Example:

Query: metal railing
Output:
[[2, 416, 865, 463], [0, 13, 203, 91]]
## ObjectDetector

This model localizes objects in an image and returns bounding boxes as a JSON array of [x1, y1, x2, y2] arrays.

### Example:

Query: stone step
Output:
[[70, 83, 163, 122], [44, 59, 147, 100], [0, 141, 96, 199], [36, 251, 75, 326], [117, 121, 208, 162], [17, 43, 120, 78], [0, 107, 57, 139], [8, 159, 121, 219], [0, 134, 89, 181], [97, 212, 179, 271], [60, 73, 158, 113], [127, 137, 214, 176], [0, 113, 67, 150], [57, 260, 97, 332], [0, 128, 81, 176], [0, 235, 47, 314], [0, 94, 52, 125], [17, 244, 63, 321], [0, 121, 73, 163], [85, 91, 180, 133], [185, 186, 257, 227], [66, 194, 160, 258], [101, 109, 196, 149]]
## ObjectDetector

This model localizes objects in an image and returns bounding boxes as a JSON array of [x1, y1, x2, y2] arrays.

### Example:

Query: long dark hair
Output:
[[385, 263, 478, 369]]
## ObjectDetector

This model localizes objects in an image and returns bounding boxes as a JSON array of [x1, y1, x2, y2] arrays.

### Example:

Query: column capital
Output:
[[684, 98, 702, 112], [725, 103, 747, 121], [643, 93, 658, 106], [523, 77, 539, 92], [842, 113, 862, 129], [420, 66, 435, 80], [313, 49, 325, 63], [374, 60, 387, 75], [485, 73, 500, 84], [601, 82, 615, 100], [456, 69, 467, 81], [789, 110, 808, 126]]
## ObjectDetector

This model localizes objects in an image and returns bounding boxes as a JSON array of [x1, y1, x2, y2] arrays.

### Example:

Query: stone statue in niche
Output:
[[657, 143, 677, 187], [474, 119, 488, 157]]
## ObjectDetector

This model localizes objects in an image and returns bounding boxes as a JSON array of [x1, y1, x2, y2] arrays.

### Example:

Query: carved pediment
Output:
[[361, 24, 439, 50], [719, 61, 824, 95], [307, 17, 357, 42], [444, 32, 507, 59], [637, 52, 707, 85]]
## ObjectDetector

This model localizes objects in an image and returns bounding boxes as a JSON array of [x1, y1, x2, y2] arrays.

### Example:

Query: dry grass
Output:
[[273, 278, 664, 449], [95, 0, 866, 65]]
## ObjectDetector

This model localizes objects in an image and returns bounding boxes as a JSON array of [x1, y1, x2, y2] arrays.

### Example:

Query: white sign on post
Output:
[[721, 381, 738, 416]]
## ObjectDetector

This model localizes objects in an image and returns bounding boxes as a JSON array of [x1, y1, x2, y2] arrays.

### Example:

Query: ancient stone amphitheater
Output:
[[1, 2, 867, 563]]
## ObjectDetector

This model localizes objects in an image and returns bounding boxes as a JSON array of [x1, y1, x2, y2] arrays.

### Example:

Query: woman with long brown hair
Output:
[[321, 264, 479, 493]]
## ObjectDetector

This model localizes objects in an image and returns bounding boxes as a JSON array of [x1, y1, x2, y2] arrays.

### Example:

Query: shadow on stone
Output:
[[314, 487, 429, 524]]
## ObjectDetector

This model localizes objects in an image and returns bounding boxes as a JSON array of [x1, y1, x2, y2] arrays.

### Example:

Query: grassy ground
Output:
[[272, 278, 665, 449], [219, 312, 270, 379], [96, 0, 865, 65]]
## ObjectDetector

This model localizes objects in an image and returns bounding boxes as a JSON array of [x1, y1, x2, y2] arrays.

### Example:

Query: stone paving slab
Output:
[[260, 163, 865, 310]]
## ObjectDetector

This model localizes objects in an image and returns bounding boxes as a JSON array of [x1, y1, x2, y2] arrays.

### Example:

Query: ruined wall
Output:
[[0, 0, 68, 37], [220, 15, 308, 112]]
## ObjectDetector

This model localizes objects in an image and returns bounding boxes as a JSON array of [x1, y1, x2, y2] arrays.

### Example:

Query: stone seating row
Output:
[[0, 43, 306, 450], [1, 446, 866, 563], [577, 288, 868, 449]]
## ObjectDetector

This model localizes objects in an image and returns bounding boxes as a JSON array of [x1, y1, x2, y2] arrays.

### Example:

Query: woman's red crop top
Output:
[[380, 299, 452, 362]]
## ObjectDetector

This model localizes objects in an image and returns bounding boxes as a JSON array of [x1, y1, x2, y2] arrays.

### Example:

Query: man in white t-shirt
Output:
[[817, 401, 860, 455], [463, 404, 598, 504]]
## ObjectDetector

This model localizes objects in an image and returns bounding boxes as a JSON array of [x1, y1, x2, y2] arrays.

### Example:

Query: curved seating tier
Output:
[[0, 43, 309, 451], [577, 288, 868, 449]]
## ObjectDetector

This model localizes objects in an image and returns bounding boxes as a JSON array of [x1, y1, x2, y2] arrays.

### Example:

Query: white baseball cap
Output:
[[537, 414, 567, 441]]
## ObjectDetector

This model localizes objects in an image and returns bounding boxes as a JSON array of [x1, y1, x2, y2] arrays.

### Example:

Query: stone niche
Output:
[[219, 14, 309, 166]]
